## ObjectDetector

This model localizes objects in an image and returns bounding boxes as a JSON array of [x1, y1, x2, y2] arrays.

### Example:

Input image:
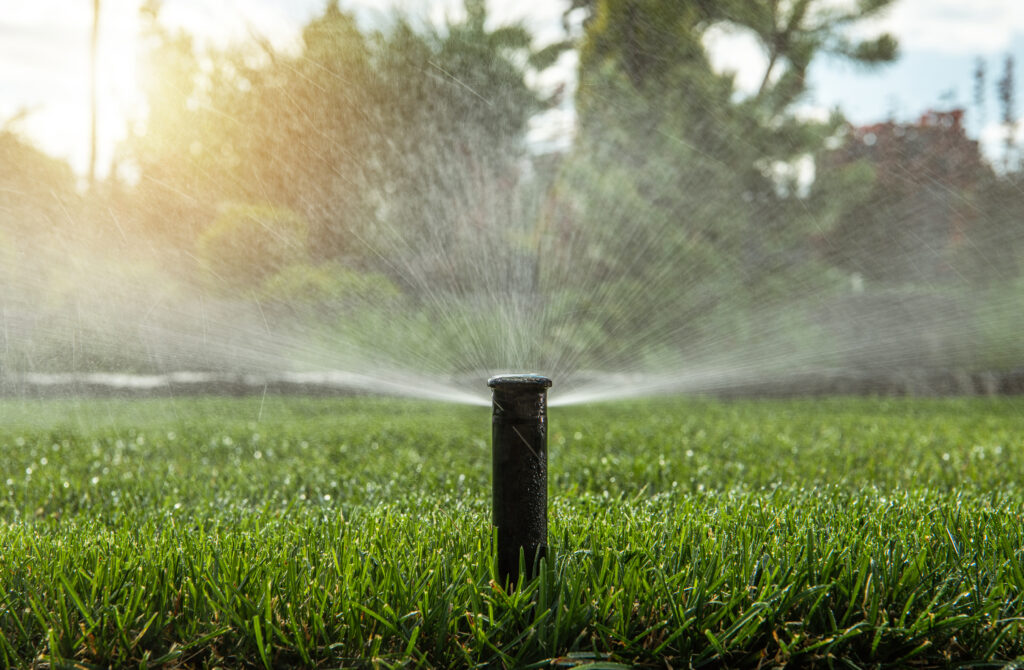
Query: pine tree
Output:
[[88, 0, 100, 187], [973, 56, 986, 129], [998, 54, 1016, 171]]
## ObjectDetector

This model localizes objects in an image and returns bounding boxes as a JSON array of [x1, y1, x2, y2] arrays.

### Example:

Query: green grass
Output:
[[1, 395, 1024, 668]]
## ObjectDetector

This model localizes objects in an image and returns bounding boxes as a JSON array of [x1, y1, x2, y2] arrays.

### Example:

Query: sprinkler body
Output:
[[488, 374, 551, 585]]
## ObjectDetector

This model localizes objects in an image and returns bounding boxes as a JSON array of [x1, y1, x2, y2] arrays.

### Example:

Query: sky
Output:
[[2, 0, 1024, 177]]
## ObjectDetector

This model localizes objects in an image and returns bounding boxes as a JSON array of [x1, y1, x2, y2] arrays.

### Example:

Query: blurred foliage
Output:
[[1, 0, 1024, 376], [260, 263, 401, 320], [0, 130, 78, 241], [814, 111, 992, 284], [198, 204, 308, 293], [958, 173, 1023, 284], [542, 0, 899, 362]]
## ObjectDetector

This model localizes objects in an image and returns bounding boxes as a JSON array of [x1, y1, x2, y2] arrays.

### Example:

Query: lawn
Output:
[[1, 395, 1023, 668]]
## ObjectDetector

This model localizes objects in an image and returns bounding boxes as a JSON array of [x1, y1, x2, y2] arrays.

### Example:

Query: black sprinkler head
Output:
[[488, 374, 552, 586], [488, 373, 553, 390]]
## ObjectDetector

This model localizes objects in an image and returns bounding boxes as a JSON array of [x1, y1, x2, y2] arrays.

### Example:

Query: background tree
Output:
[[124, 0, 208, 256], [973, 56, 986, 128], [0, 122, 80, 325], [814, 110, 988, 284], [366, 1, 554, 295], [542, 0, 898, 367], [998, 54, 1017, 171], [121, 1, 376, 283], [117, 0, 565, 371], [89, 0, 100, 188], [210, 3, 376, 261]]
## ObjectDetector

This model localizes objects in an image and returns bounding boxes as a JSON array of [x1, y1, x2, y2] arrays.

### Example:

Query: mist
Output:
[[2, 0, 1022, 405]]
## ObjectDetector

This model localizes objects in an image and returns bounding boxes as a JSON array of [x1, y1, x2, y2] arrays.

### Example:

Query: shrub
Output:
[[259, 262, 401, 319], [197, 204, 308, 293]]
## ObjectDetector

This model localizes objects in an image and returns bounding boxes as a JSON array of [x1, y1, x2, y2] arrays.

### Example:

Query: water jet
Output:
[[488, 373, 551, 585]]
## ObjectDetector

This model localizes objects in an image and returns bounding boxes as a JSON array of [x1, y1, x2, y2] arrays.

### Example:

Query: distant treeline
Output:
[[1, 0, 1022, 377]]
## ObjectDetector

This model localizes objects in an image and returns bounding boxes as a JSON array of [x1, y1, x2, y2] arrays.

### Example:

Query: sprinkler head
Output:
[[488, 374, 551, 586], [488, 374, 552, 404], [488, 373, 553, 389]]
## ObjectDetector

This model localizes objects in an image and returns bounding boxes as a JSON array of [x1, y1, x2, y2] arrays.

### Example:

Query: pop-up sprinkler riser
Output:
[[488, 374, 551, 585]]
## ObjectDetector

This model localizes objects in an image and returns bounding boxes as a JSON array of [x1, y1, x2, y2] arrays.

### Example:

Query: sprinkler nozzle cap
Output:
[[487, 374, 552, 390]]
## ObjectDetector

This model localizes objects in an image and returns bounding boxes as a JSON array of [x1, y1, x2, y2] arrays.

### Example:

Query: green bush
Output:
[[197, 203, 308, 293], [259, 262, 401, 318], [973, 277, 1024, 370]]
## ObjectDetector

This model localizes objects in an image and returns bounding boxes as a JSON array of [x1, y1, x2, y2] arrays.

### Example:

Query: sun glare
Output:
[[15, 0, 300, 182], [96, 5, 146, 175], [12, 1, 145, 181]]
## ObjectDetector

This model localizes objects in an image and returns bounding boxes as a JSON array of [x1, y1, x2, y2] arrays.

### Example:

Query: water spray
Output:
[[488, 374, 551, 585]]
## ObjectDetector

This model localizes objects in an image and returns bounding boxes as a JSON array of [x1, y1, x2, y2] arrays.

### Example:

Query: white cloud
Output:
[[794, 104, 834, 124], [702, 0, 1024, 97], [978, 118, 1024, 170], [859, 0, 1024, 54], [383, 0, 571, 46], [487, 0, 571, 46], [0, 0, 142, 173], [702, 23, 769, 95], [4, 2, 91, 27], [156, 1, 303, 51], [528, 105, 575, 154]]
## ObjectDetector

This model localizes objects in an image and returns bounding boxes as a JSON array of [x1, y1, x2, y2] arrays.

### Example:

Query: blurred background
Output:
[[1, 0, 1022, 399]]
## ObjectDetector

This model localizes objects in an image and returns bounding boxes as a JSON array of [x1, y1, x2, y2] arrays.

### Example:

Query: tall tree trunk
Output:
[[89, 0, 100, 187]]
